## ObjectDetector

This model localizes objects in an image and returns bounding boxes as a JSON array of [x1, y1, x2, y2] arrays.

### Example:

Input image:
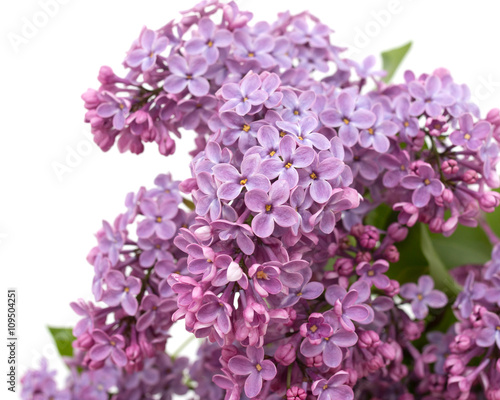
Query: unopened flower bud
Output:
[[360, 226, 379, 249], [384, 245, 400, 263], [287, 386, 306, 400], [356, 251, 372, 263], [335, 258, 354, 276], [463, 169, 478, 184], [358, 330, 380, 348], [387, 222, 408, 242], [275, 343, 296, 366], [442, 159, 458, 175]]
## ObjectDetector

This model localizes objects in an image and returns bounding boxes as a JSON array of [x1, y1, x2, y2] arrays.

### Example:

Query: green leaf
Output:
[[381, 41, 412, 83], [364, 203, 395, 230], [182, 197, 195, 211], [387, 223, 429, 285], [48, 327, 75, 358], [427, 225, 492, 269], [419, 224, 461, 296]]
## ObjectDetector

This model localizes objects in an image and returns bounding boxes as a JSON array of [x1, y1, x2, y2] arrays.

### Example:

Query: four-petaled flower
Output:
[[89, 329, 127, 367], [126, 29, 168, 71], [163, 55, 210, 96], [245, 180, 298, 238], [220, 73, 268, 115], [260, 135, 315, 188], [228, 346, 277, 398], [213, 154, 270, 200], [311, 371, 354, 400], [400, 275, 448, 319], [476, 311, 500, 350], [450, 113, 491, 151], [248, 263, 283, 297], [137, 198, 178, 240], [325, 283, 372, 331], [359, 103, 399, 153], [185, 17, 232, 64], [102, 270, 142, 315], [401, 163, 445, 208], [408, 75, 455, 117], [320, 92, 376, 147]]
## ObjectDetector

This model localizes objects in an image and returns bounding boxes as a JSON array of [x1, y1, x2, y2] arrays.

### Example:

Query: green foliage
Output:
[[381, 41, 412, 83], [48, 327, 75, 358]]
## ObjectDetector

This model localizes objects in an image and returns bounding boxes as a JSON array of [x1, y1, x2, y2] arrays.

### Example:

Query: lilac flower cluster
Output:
[[22, 1, 500, 399]]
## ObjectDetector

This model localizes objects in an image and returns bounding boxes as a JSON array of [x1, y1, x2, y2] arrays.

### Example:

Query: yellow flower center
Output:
[[310, 325, 318, 333], [240, 178, 248, 185], [367, 270, 375, 277], [297, 292, 303, 296], [285, 162, 293, 169], [248, 52, 255, 58], [417, 294, 424, 301], [156, 216, 162, 223], [280, 131, 286, 137], [404, 121, 409, 127], [242, 124, 251, 132], [269, 150, 276, 157], [243, 97, 248, 102], [343, 118, 350, 125], [149, 51, 154, 58], [186, 74, 193, 80], [256, 270, 268, 280], [265, 204, 272, 212], [310, 172, 318, 180], [110, 341, 116, 346], [256, 363, 262, 371], [124, 287, 130, 292], [368, 128, 374, 135], [400, 165, 406, 171], [294, 110, 300, 116], [207, 40, 213, 47], [424, 179, 431, 185], [464, 133, 471, 140], [298, 136, 304, 141], [323, 384, 328, 390], [119, 104, 124, 110]]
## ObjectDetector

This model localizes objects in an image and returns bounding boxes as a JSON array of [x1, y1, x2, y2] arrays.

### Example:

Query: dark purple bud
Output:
[[442, 159, 458, 175], [378, 342, 396, 360], [404, 321, 423, 340], [221, 345, 239, 363], [463, 169, 478, 184], [356, 251, 372, 263], [275, 343, 296, 366], [450, 334, 472, 352], [351, 223, 365, 238], [429, 218, 443, 233], [384, 279, 400, 297], [305, 354, 323, 368], [287, 386, 307, 400], [389, 364, 408, 381], [387, 222, 408, 242], [358, 330, 380, 348], [384, 245, 400, 263], [75, 332, 94, 350], [335, 258, 354, 276], [367, 355, 384, 372], [360, 226, 379, 249], [480, 192, 500, 212], [445, 355, 466, 375]]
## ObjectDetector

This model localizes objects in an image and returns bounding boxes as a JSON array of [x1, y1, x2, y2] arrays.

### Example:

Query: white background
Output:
[[2, 0, 500, 397]]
